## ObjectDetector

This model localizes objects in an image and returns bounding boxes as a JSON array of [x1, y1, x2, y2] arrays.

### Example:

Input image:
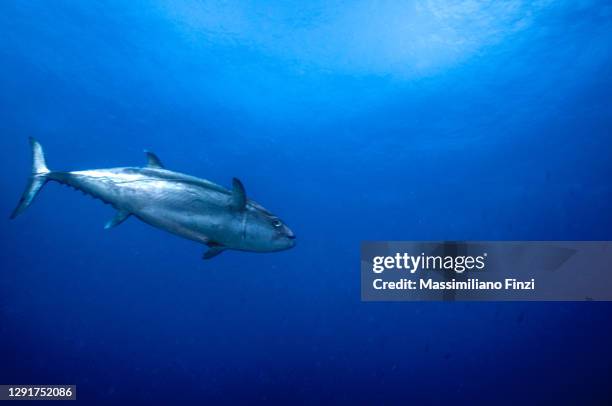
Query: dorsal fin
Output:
[[231, 177, 247, 210], [144, 150, 164, 169]]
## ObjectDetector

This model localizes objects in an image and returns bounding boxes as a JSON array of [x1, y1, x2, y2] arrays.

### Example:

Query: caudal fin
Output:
[[10, 137, 51, 219]]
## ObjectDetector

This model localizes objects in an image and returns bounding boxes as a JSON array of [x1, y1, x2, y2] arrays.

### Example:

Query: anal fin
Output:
[[203, 244, 226, 260], [104, 210, 131, 229]]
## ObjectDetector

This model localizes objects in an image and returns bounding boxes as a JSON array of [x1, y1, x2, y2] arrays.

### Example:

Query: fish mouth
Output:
[[285, 233, 296, 248], [284, 226, 296, 240]]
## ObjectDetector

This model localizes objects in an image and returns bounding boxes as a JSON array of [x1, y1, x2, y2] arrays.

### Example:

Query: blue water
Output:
[[1, 1, 611, 403]]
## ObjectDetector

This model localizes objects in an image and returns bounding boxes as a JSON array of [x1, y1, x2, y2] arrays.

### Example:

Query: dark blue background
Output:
[[1, 1, 611, 403]]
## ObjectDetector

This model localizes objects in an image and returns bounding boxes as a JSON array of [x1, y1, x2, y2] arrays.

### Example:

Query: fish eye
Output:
[[272, 219, 282, 227]]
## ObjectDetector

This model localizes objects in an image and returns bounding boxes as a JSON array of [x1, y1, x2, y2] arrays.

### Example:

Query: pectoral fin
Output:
[[231, 177, 247, 211], [203, 245, 226, 260], [104, 210, 131, 229]]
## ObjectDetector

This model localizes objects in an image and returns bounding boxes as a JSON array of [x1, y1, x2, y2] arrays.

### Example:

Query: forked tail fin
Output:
[[10, 137, 51, 219]]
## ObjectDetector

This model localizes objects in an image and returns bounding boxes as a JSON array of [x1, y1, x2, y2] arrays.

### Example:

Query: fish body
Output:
[[11, 138, 296, 259]]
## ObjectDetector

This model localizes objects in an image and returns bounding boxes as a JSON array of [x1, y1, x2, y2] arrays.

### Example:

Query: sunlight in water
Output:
[[159, 0, 553, 77]]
